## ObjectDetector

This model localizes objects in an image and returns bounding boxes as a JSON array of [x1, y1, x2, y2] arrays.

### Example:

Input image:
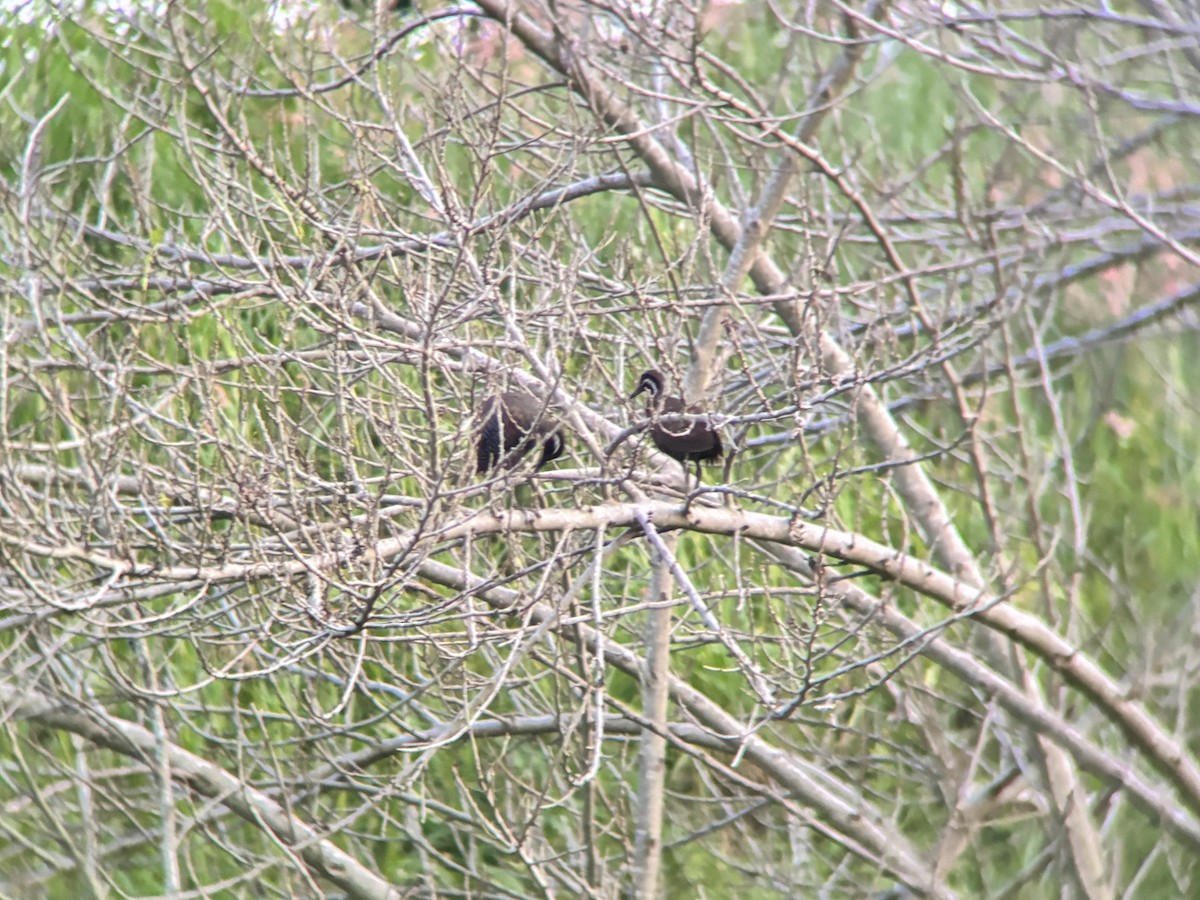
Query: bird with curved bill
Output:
[[630, 369, 723, 485]]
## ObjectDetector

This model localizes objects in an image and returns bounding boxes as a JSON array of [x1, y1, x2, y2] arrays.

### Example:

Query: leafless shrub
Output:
[[2, 1, 1200, 897]]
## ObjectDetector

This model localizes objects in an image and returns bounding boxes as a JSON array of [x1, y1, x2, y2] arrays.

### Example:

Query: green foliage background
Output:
[[2, 2, 1199, 898]]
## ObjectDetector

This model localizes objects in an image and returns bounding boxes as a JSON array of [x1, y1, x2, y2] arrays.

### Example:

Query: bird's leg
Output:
[[487, 476, 506, 518], [681, 461, 706, 512], [676, 459, 697, 510]]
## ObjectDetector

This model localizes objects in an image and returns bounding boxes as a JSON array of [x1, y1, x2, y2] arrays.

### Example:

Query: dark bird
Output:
[[629, 369, 723, 483], [475, 390, 565, 475]]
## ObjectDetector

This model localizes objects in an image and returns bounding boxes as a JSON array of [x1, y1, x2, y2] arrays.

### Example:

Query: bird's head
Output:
[[537, 430, 565, 469], [629, 369, 665, 401]]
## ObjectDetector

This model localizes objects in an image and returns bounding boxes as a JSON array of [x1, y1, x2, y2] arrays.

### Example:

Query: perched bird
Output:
[[629, 369, 723, 483], [475, 390, 565, 475], [339, 0, 412, 10]]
